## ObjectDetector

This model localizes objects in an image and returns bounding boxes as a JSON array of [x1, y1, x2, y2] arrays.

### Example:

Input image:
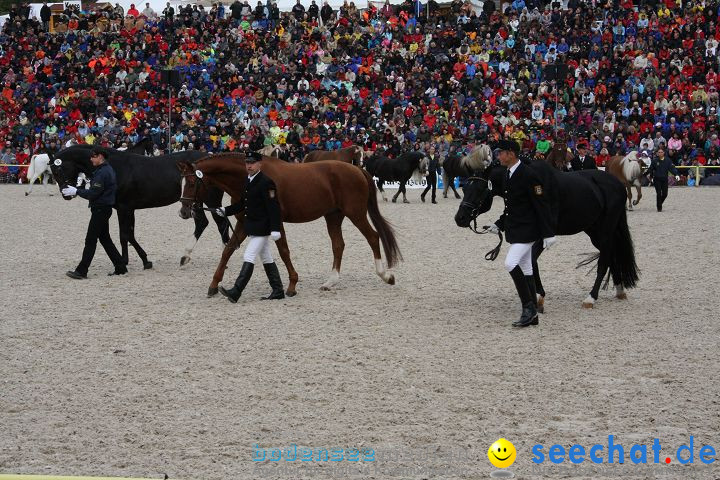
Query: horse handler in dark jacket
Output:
[[483, 140, 556, 327], [215, 153, 284, 302], [63, 147, 127, 279]]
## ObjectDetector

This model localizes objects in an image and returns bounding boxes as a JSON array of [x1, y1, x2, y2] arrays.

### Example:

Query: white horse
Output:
[[459, 144, 494, 172], [606, 151, 645, 211], [25, 153, 54, 196], [257, 145, 283, 158]]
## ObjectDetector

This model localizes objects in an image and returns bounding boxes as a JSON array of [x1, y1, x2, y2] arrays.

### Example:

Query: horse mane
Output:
[[460, 144, 491, 172], [412, 154, 429, 184]]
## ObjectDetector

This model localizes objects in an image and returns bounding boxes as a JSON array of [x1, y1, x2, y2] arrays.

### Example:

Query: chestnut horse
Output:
[[303, 146, 364, 166], [605, 151, 645, 210], [177, 153, 401, 297]]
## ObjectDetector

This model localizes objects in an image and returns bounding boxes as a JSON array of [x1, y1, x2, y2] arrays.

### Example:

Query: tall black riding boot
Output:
[[508, 266, 538, 327], [261, 262, 285, 300], [526, 275, 538, 309], [220, 261, 254, 303]]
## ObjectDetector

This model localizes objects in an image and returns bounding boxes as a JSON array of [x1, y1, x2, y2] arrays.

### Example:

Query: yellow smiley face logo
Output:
[[488, 438, 517, 469]]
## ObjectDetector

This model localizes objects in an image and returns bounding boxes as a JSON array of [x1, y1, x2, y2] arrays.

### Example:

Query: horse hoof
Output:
[[180, 256, 190, 266], [403, 199, 410, 204], [537, 296, 545, 314], [24, 192, 29, 196], [616, 292, 627, 300], [391, 198, 397, 203], [143, 262, 153, 270], [632, 200, 640, 206], [286, 291, 297, 297], [443, 194, 447, 198], [207, 287, 218, 297], [387, 274, 395, 285], [319, 285, 331, 291], [582, 302, 594, 309]]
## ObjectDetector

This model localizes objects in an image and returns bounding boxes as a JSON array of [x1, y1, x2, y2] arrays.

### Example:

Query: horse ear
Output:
[[176, 160, 192, 175]]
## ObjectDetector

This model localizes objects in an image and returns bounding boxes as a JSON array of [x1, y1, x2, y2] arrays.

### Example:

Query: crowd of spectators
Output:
[[2, 0, 720, 183]]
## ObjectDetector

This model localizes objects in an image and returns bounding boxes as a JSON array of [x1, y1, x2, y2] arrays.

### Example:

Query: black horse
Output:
[[455, 159, 639, 309], [363, 151, 429, 203], [440, 153, 470, 199], [50, 145, 228, 268]]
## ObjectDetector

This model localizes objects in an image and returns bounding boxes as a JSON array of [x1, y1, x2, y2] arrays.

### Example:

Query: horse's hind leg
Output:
[[442, 173, 449, 198], [531, 241, 546, 313], [610, 263, 627, 300], [320, 211, 345, 290], [348, 214, 394, 285], [274, 225, 298, 296], [583, 246, 610, 309], [126, 210, 152, 269], [208, 222, 246, 297]]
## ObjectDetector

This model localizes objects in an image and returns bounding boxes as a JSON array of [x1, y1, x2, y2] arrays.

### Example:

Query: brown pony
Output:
[[302, 146, 364, 166], [544, 141, 573, 170], [178, 153, 401, 297], [604, 151, 645, 210]]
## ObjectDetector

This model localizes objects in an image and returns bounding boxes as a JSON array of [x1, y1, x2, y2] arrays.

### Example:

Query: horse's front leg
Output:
[[206, 188, 230, 244], [442, 172, 450, 198], [116, 208, 131, 266], [400, 181, 409, 203], [125, 209, 152, 269], [181, 206, 209, 266], [320, 212, 345, 290], [208, 219, 246, 297], [274, 225, 299, 296]]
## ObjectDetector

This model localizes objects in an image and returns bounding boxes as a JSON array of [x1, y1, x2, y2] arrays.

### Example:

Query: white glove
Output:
[[675, 175, 680, 181], [543, 236, 557, 250], [482, 224, 500, 234], [214, 207, 226, 217], [62, 186, 77, 196], [270, 231, 281, 241]]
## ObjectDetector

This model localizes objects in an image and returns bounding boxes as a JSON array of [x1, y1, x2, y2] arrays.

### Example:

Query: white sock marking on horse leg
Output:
[[582, 294, 595, 308], [183, 233, 198, 263], [320, 269, 340, 290], [616, 285, 627, 299], [374, 258, 391, 282]]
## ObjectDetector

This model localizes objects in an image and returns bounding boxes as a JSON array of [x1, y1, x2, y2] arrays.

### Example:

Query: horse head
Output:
[[459, 143, 493, 173], [177, 159, 208, 219], [49, 147, 94, 200], [545, 141, 571, 170], [353, 146, 365, 167], [454, 166, 497, 228]]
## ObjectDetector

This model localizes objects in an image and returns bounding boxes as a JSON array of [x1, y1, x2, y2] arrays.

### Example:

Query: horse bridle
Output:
[[180, 164, 239, 240], [460, 175, 504, 261]]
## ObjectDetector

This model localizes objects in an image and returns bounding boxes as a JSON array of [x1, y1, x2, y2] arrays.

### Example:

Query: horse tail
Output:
[[611, 208, 640, 289], [362, 169, 402, 268]]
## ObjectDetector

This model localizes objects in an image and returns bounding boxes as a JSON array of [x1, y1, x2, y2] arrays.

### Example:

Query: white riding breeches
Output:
[[243, 235, 274, 264], [504, 242, 534, 275]]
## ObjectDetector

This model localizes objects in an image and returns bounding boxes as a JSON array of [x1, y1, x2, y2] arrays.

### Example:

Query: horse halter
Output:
[[460, 176, 492, 234], [180, 163, 206, 209], [460, 175, 504, 261]]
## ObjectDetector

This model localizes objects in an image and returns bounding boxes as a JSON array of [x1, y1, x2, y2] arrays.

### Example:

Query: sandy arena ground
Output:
[[1, 183, 719, 480]]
